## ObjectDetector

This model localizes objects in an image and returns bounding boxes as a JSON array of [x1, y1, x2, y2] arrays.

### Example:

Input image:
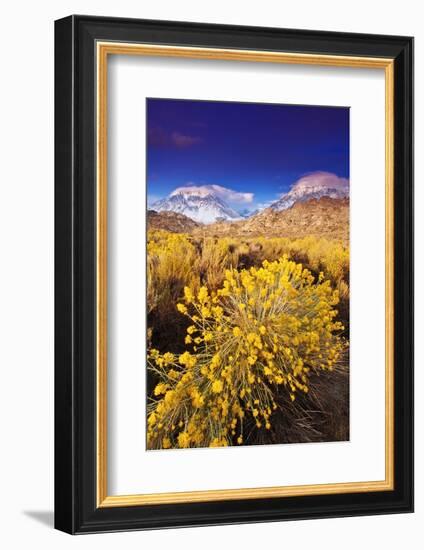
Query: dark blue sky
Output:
[[147, 98, 349, 211]]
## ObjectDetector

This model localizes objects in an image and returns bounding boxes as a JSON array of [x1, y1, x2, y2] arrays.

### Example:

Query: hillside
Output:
[[147, 210, 200, 233], [192, 197, 349, 241]]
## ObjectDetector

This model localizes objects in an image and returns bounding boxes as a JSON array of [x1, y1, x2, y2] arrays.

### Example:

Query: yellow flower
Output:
[[184, 286, 193, 303], [190, 388, 205, 408], [198, 286, 209, 304], [164, 390, 176, 405], [178, 432, 190, 448], [177, 303, 187, 314], [210, 353, 220, 369], [162, 437, 171, 449], [154, 383, 168, 396], [233, 326, 242, 337], [168, 369, 179, 380], [212, 379, 223, 393], [201, 306, 211, 317], [163, 352, 175, 364], [147, 412, 157, 426], [259, 325, 266, 335], [179, 351, 197, 368], [212, 305, 223, 318]]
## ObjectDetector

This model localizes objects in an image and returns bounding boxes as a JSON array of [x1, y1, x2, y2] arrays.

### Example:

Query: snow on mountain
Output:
[[149, 173, 349, 224], [151, 186, 243, 224], [270, 172, 349, 212]]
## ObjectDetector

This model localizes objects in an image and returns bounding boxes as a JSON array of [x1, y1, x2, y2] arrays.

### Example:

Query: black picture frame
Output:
[[55, 14, 414, 534]]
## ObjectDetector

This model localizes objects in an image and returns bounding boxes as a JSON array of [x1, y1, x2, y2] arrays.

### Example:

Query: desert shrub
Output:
[[147, 230, 200, 320], [147, 256, 347, 450], [196, 237, 242, 290], [225, 236, 349, 288], [147, 230, 350, 356], [288, 237, 349, 285]]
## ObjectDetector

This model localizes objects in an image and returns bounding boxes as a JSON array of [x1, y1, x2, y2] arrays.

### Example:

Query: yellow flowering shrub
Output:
[[147, 255, 347, 450], [240, 236, 349, 286], [147, 230, 200, 318], [147, 231, 349, 335]]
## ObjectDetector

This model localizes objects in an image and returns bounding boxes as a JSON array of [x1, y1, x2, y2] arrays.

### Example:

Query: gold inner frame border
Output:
[[96, 42, 394, 508]]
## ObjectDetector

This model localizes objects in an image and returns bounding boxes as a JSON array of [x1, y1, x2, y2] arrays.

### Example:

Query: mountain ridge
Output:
[[270, 172, 349, 212], [149, 173, 349, 232], [192, 197, 349, 242], [148, 196, 349, 242], [151, 188, 242, 224]]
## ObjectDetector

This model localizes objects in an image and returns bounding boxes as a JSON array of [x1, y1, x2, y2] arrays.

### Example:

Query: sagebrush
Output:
[[146, 233, 349, 450]]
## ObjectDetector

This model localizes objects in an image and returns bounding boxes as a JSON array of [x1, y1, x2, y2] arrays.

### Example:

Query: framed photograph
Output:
[[54, 15, 413, 534]]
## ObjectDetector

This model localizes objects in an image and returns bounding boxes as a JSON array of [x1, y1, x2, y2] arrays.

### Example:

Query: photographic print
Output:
[[146, 98, 350, 451], [55, 18, 413, 532]]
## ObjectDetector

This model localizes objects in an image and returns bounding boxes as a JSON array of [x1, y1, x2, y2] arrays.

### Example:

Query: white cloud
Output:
[[171, 184, 254, 204], [147, 195, 161, 207], [289, 171, 349, 193], [256, 201, 275, 211]]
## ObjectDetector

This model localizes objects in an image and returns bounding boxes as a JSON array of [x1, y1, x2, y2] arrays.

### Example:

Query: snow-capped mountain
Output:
[[270, 172, 349, 212], [150, 186, 242, 224]]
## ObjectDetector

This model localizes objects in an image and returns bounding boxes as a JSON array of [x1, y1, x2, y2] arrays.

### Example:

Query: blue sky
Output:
[[146, 98, 349, 212]]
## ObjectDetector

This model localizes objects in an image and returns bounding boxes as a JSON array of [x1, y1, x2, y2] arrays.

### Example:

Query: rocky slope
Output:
[[147, 210, 200, 233], [193, 197, 349, 241]]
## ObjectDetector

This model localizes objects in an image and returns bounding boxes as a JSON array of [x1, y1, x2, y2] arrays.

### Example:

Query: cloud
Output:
[[289, 171, 349, 193], [170, 132, 202, 148], [147, 194, 161, 207], [256, 200, 275, 211], [148, 127, 202, 148], [172, 184, 254, 205], [208, 184, 254, 204]]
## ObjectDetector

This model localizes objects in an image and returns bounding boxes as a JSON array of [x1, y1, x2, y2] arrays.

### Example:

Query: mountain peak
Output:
[[151, 186, 243, 224], [271, 172, 349, 212], [170, 185, 215, 198]]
